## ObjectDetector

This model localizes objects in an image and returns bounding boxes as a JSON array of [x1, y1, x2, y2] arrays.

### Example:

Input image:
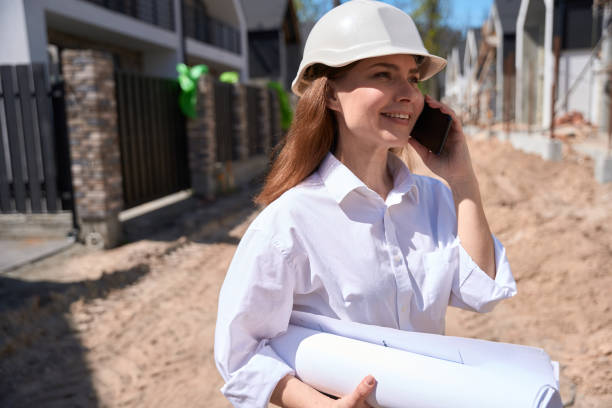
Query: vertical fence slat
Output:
[[133, 74, 145, 204], [157, 79, 172, 195], [0, 72, 12, 212], [121, 73, 134, 205], [147, 77, 161, 196], [166, 79, 179, 192], [140, 76, 153, 202], [174, 81, 189, 189], [138, 75, 153, 203], [126, 72, 140, 206], [128, 73, 141, 205], [16, 65, 43, 212], [51, 79, 72, 212], [147, 76, 163, 198], [130, 73, 145, 205], [1, 66, 27, 212], [169, 80, 181, 189], [116, 71, 130, 208], [33, 64, 59, 212]]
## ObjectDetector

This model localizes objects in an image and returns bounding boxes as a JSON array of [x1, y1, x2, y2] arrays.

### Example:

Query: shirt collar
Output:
[[317, 151, 419, 205]]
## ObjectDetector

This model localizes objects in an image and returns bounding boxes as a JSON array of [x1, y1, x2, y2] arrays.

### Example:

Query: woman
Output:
[[214, 1, 516, 407]]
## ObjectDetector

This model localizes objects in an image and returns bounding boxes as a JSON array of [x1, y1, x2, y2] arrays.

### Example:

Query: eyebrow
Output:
[[367, 62, 419, 74]]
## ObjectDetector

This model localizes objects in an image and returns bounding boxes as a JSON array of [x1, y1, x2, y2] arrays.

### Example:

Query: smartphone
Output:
[[411, 104, 453, 155]]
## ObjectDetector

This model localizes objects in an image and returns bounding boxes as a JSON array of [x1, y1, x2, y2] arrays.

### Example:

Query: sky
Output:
[[444, 0, 494, 31], [300, 1, 495, 34]]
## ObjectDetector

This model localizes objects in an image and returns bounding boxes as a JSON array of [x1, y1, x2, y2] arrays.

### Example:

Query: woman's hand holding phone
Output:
[[408, 95, 477, 188]]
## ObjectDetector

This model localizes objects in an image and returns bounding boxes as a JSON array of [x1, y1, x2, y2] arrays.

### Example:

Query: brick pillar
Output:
[[232, 83, 249, 160], [62, 49, 123, 248], [259, 87, 271, 155], [186, 75, 216, 200]]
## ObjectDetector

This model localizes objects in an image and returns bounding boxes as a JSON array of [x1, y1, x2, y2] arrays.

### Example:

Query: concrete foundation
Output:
[[232, 155, 269, 187], [0, 212, 74, 239], [595, 155, 612, 183], [504, 132, 563, 162], [79, 215, 122, 249], [542, 138, 563, 161]]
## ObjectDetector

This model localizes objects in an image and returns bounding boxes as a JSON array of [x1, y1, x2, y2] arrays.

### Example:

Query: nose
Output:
[[395, 79, 420, 103]]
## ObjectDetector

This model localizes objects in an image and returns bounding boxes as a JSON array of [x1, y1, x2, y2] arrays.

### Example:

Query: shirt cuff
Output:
[[454, 235, 517, 312], [221, 341, 295, 408]]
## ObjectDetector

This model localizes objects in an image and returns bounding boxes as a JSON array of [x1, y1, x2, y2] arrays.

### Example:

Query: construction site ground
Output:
[[1, 134, 611, 408]]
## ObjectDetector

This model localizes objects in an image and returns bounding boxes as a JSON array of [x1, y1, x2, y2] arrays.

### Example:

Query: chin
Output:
[[381, 132, 412, 147]]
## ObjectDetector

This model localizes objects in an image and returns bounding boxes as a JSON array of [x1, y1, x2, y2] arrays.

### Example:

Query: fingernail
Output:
[[367, 375, 376, 386]]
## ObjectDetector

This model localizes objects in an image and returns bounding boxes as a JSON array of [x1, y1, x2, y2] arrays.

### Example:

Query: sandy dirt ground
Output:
[[1, 135, 611, 407]]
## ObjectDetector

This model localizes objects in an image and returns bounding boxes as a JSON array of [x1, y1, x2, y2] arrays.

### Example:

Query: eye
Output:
[[373, 71, 392, 80], [409, 76, 419, 84]]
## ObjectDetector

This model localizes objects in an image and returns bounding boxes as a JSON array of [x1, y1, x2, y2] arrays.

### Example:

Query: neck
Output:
[[334, 137, 394, 200]]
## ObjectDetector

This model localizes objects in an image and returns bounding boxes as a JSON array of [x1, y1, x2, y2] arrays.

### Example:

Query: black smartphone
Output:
[[411, 103, 453, 155]]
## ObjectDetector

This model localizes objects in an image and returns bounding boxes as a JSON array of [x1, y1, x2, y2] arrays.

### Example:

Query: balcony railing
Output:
[[182, 2, 241, 54], [83, 0, 175, 31]]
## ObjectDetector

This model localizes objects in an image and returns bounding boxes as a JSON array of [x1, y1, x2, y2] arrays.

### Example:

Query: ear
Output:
[[326, 81, 341, 112]]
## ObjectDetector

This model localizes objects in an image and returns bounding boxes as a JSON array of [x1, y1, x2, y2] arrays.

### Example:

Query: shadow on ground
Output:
[[0, 184, 261, 407], [122, 183, 260, 246], [0, 264, 150, 407]]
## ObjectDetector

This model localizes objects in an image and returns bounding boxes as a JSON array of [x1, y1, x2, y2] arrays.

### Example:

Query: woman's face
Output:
[[327, 54, 424, 151]]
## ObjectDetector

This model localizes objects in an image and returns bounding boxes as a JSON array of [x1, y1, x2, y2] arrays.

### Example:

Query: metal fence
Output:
[[115, 71, 190, 209], [213, 81, 235, 162], [84, 0, 175, 31], [182, 1, 241, 54], [0, 64, 71, 214]]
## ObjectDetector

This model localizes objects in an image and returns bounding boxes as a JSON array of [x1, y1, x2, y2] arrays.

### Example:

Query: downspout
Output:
[[542, 0, 555, 128], [516, 0, 528, 125], [175, 0, 185, 63]]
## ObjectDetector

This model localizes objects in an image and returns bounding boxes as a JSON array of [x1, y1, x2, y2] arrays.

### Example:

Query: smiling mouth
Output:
[[382, 112, 411, 120]]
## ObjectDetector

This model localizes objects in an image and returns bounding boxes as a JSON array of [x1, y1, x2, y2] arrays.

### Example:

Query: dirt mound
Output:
[[446, 138, 612, 408], [1, 138, 610, 407]]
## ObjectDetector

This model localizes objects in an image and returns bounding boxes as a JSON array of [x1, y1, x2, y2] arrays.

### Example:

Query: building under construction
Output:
[[445, 0, 611, 133]]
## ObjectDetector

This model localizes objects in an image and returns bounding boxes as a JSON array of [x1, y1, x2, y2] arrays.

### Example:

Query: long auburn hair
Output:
[[254, 64, 354, 206]]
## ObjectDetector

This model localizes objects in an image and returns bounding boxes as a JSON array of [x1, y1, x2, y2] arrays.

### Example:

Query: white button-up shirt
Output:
[[214, 152, 517, 407]]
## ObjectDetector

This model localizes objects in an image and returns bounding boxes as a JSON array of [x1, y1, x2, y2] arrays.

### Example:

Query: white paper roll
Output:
[[270, 312, 562, 408]]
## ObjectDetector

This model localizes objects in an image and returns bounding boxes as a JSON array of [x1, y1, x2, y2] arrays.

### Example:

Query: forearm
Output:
[[451, 175, 496, 279], [270, 375, 334, 408]]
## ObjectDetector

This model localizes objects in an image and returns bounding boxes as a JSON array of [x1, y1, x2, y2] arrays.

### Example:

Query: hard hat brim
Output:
[[291, 44, 447, 96]]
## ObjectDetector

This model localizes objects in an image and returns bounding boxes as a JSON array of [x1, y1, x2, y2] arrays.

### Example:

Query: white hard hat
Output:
[[292, 0, 447, 96]]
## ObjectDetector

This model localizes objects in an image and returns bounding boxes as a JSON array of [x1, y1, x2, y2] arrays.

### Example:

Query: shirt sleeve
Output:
[[448, 234, 517, 312], [214, 227, 300, 407]]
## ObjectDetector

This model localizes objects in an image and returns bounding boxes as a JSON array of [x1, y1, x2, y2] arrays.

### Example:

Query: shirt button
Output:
[[393, 255, 402, 265]]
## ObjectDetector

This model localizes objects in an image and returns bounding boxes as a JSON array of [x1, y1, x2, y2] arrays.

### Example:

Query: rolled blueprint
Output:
[[270, 312, 562, 408]]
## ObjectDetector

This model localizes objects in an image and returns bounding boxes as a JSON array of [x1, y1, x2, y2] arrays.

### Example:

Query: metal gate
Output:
[[0, 64, 73, 214], [115, 71, 190, 209], [214, 81, 235, 161]]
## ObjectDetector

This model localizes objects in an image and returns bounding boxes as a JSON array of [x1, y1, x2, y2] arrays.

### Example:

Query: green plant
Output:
[[267, 81, 293, 131], [176, 63, 209, 118]]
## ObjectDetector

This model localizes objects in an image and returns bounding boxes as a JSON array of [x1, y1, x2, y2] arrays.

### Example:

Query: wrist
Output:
[[449, 173, 479, 201]]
